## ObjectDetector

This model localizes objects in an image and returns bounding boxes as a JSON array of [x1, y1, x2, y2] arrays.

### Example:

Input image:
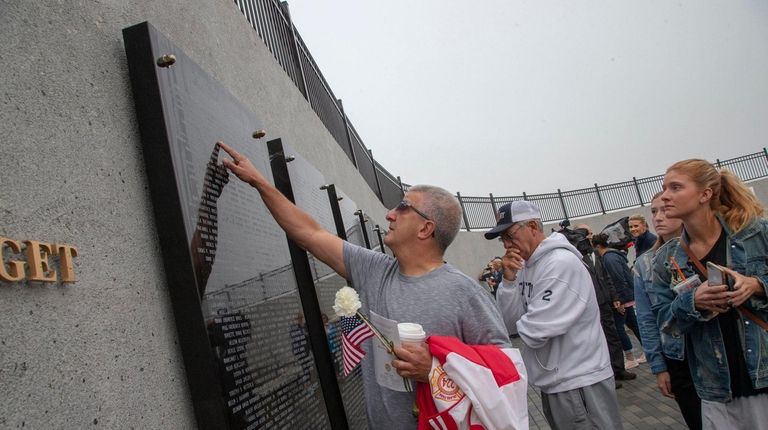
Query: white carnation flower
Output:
[[333, 286, 362, 317]]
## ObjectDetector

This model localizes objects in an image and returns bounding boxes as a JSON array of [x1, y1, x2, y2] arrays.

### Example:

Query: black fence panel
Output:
[[636, 175, 665, 203], [720, 152, 768, 182], [594, 180, 641, 213], [349, 129, 380, 199], [236, 0, 305, 94], [375, 162, 403, 210], [295, 41, 348, 151], [459, 196, 496, 230], [561, 186, 605, 220], [523, 192, 565, 223]]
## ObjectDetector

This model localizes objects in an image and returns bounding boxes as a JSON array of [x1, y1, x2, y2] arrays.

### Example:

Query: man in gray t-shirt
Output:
[[219, 142, 510, 429], [344, 241, 510, 428]]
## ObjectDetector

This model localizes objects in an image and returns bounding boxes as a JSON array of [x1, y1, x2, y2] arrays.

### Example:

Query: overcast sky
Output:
[[287, 0, 768, 196]]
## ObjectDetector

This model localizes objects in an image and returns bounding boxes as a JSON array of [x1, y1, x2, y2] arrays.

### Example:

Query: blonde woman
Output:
[[650, 159, 768, 429]]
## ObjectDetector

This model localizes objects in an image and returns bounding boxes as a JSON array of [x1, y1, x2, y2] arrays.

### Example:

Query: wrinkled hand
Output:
[[391, 343, 432, 382], [502, 248, 524, 282], [655, 371, 674, 399], [218, 141, 267, 187], [723, 267, 764, 307], [694, 281, 730, 314]]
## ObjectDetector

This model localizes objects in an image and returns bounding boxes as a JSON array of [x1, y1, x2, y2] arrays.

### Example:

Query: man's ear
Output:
[[418, 220, 436, 240]]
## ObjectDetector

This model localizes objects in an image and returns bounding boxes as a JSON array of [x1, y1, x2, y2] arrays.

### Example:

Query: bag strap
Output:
[[679, 238, 768, 330], [678, 239, 707, 277]]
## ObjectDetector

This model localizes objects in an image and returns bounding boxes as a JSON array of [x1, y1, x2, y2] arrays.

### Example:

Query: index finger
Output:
[[217, 141, 241, 160]]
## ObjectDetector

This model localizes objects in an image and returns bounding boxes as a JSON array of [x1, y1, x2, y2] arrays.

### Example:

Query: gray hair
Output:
[[518, 219, 543, 232], [408, 185, 462, 252]]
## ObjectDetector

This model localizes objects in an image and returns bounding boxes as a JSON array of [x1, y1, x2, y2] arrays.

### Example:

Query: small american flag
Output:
[[340, 315, 374, 376]]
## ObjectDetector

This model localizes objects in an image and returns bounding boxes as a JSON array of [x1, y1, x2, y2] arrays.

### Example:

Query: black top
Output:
[[634, 230, 658, 258], [693, 230, 768, 398]]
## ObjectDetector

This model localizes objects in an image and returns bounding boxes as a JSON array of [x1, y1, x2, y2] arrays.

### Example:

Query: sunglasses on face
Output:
[[498, 222, 526, 243], [395, 200, 431, 221]]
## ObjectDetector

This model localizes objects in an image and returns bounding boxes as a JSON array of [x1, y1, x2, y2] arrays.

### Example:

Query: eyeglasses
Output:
[[498, 222, 526, 243], [395, 200, 431, 221]]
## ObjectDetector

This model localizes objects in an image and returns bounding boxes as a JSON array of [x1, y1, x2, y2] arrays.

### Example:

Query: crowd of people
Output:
[[218, 140, 767, 430]]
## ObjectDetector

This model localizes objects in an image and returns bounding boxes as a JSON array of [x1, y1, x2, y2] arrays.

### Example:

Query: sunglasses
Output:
[[395, 200, 431, 221], [498, 222, 527, 243]]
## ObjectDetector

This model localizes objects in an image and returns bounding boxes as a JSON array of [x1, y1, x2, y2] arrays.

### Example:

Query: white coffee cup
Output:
[[398, 322, 426, 346]]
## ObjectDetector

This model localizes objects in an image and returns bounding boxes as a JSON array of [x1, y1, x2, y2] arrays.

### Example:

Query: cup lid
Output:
[[398, 322, 426, 339]]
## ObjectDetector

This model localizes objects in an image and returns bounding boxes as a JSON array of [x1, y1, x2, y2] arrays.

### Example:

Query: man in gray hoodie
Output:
[[486, 201, 623, 429]]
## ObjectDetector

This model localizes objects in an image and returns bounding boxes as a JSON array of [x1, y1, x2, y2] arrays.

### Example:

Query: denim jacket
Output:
[[650, 216, 768, 401], [634, 250, 685, 375]]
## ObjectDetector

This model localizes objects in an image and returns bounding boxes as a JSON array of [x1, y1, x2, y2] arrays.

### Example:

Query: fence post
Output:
[[368, 149, 384, 202], [557, 189, 568, 221], [522, 192, 528, 201], [489, 193, 498, 214], [337, 99, 358, 168], [354, 210, 371, 249], [594, 183, 606, 214], [456, 192, 471, 232], [280, 2, 310, 103], [632, 177, 644, 207], [372, 225, 386, 254], [397, 176, 405, 198], [763, 148, 768, 176], [716, 158, 722, 168]]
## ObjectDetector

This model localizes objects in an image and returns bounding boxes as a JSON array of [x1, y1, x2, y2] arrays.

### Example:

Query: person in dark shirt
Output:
[[593, 233, 645, 368], [575, 224, 636, 387], [629, 214, 657, 258]]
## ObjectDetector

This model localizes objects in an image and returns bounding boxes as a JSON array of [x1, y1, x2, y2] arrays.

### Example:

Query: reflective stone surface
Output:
[[124, 23, 374, 429], [285, 149, 368, 430]]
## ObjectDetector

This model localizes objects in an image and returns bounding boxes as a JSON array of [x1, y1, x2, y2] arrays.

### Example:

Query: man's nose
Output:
[[385, 209, 397, 222]]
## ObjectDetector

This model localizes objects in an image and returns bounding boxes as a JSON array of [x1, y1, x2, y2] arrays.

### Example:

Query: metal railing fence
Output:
[[232, 1, 768, 231]]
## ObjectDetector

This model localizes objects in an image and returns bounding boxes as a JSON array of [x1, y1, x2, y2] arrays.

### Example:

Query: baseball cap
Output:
[[484, 201, 542, 240]]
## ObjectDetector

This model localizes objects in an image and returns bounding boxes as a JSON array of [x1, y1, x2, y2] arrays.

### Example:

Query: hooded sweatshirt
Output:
[[497, 232, 612, 393]]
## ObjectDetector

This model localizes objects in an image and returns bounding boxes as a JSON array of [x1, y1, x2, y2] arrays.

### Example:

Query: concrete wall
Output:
[[0, 1, 387, 428]]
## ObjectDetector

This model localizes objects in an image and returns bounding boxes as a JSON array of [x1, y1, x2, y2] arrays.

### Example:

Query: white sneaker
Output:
[[636, 352, 647, 363], [625, 359, 639, 369]]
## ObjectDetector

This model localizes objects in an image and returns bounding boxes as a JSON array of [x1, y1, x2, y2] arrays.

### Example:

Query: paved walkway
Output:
[[515, 339, 689, 429]]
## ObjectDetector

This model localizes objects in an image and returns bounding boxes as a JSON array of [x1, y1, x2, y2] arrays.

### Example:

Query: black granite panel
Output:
[[124, 22, 342, 429], [280, 147, 367, 430]]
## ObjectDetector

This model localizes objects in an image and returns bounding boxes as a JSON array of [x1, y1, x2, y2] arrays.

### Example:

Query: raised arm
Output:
[[219, 142, 347, 279]]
